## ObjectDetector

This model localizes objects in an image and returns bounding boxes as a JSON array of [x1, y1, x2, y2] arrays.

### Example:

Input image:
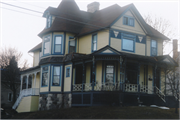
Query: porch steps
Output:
[[155, 86, 166, 103]]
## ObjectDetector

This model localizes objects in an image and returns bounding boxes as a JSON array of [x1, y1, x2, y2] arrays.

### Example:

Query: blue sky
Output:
[[0, 0, 179, 67]]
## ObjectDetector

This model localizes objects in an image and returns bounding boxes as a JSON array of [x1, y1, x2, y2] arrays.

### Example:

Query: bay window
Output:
[[54, 35, 63, 54]]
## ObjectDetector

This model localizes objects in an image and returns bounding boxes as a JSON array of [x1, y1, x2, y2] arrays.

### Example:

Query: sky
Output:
[[0, 0, 179, 67]]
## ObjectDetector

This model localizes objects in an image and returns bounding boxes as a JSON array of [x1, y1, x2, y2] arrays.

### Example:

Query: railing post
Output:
[[26, 75, 29, 89], [20, 76, 23, 92]]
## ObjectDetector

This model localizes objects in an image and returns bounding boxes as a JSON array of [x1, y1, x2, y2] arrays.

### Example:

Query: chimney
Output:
[[87, 2, 100, 13], [173, 39, 178, 61]]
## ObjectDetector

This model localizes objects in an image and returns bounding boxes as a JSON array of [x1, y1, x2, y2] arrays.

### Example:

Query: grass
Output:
[[9, 106, 179, 119]]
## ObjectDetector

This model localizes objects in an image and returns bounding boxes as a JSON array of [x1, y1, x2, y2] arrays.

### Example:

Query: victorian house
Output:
[[12, 0, 178, 112]]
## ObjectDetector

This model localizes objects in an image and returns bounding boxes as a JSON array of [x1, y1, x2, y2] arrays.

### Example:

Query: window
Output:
[[52, 66, 61, 86], [123, 16, 134, 27], [92, 34, 97, 52], [46, 15, 51, 28], [42, 66, 48, 87], [8, 93, 13, 102], [43, 35, 50, 55], [54, 35, 63, 54], [66, 67, 70, 77], [122, 33, 135, 52], [151, 40, 157, 56], [106, 65, 114, 83], [69, 37, 76, 53]]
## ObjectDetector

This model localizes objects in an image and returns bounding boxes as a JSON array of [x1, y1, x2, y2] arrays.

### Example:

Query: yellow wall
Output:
[[33, 51, 40, 67], [86, 63, 91, 83], [95, 61, 102, 87], [30, 96, 39, 112], [111, 10, 145, 35], [36, 73, 40, 88], [135, 43, 145, 55], [111, 38, 121, 51], [158, 40, 163, 56], [79, 34, 91, 54], [16, 96, 31, 113], [97, 30, 109, 50], [79, 30, 109, 54], [51, 87, 61, 91], [64, 64, 72, 92]]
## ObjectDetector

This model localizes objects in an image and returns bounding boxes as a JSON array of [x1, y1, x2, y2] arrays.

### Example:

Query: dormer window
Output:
[[123, 16, 134, 27], [46, 15, 52, 28]]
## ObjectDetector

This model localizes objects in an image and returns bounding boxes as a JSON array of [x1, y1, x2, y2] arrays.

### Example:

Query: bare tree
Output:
[[0, 47, 29, 104], [143, 14, 177, 54]]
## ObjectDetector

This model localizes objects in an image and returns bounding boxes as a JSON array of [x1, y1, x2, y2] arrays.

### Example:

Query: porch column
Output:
[[26, 75, 29, 89], [92, 56, 95, 91], [34, 72, 37, 88], [82, 61, 85, 92], [153, 64, 157, 93], [20, 75, 23, 92], [119, 56, 123, 90], [137, 63, 140, 92], [164, 69, 167, 95]]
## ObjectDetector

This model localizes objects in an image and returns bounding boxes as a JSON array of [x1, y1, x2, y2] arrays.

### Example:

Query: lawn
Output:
[[7, 106, 180, 119]]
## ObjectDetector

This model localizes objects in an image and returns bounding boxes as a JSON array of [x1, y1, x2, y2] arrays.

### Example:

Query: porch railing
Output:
[[155, 86, 166, 102], [12, 88, 39, 109], [73, 83, 153, 94]]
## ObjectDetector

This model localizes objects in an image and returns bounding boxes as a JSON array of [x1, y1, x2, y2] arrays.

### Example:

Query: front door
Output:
[[105, 64, 114, 83], [126, 64, 138, 84], [75, 65, 83, 84]]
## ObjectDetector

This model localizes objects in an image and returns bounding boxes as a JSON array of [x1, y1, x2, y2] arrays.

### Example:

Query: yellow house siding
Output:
[[96, 61, 102, 84], [110, 38, 121, 51], [51, 87, 61, 91], [158, 40, 163, 56], [79, 35, 91, 54], [30, 96, 39, 112], [16, 96, 31, 113], [33, 51, 40, 67], [135, 43, 145, 56], [64, 64, 72, 92], [36, 73, 40, 88], [111, 10, 145, 35], [86, 63, 91, 84], [97, 30, 109, 50]]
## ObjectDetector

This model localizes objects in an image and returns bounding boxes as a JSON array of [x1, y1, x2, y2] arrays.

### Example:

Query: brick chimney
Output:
[[87, 2, 100, 13], [173, 39, 178, 61]]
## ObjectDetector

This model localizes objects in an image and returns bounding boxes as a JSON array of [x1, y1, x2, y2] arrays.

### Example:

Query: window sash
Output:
[[106, 65, 114, 83], [129, 18, 134, 26], [124, 17, 128, 25], [151, 40, 157, 56], [92, 35, 97, 51], [54, 36, 62, 53], [122, 38, 134, 51], [52, 66, 61, 86], [69, 40, 76, 53], [66, 68, 70, 77], [42, 72, 48, 86]]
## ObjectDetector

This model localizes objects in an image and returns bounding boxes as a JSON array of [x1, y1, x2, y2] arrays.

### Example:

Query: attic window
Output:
[[123, 16, 134, 27], [46, 15, 52, 28]]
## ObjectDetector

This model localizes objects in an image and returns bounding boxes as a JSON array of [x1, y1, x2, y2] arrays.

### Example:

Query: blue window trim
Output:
[[91, 33, 98, 53], [68, 36, 76, 53], [43, 35, 51, 56], [123, 15, 135, 27], [41, 65, 49, 87], [104, 62, 115, 84], [46, 15, 52, 28], [53, 35, 64, 55], [150, 39, 158, 56], [66, 67, 71, 77], [121, 33, 136, 53], [51, 65, 62, 86]]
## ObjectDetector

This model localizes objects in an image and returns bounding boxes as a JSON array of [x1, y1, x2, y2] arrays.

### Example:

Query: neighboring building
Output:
[[12, 0, 178, 113]]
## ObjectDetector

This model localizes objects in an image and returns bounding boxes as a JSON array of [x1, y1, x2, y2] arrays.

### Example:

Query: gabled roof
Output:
[[28, 42, 42, 53], [38, 0, 170, 40]]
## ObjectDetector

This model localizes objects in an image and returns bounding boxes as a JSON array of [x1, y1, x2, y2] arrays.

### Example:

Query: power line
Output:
[[0, 6, 42, 18], [12, 0, 46, 9], [0, 2, 43, 14]]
